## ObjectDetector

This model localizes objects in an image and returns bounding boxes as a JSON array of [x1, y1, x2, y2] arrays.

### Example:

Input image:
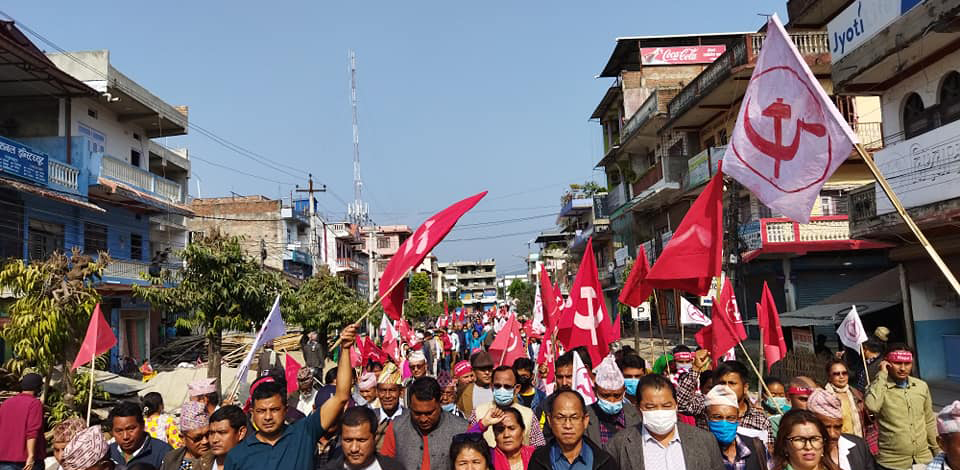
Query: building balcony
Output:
[[740, 216, 892, 262], [853, 122, 884, 150], [684, 146, 726, 190], [98, 154, 183, 203], [668, 31, 830, 128], [616, 87, 680, 154], [559, 196, 594, 217], [281, 206, 310, 226], [283, 249, 312, 266], [102, 259, 180, 286], [604, 183, 630, 215], [336, 257, 365, 273]]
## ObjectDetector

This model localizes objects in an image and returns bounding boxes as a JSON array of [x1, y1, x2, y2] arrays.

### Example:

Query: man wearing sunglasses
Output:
[[380, 377, 469, 470], [467, 366, 546, 448]]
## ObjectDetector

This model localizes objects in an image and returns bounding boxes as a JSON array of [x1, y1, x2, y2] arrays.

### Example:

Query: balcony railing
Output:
[[103, 259, 180, 283], [740, 216, 852, 250], [604, 184, 629, 213], [100, 155, 183, 203], [669, 31, 829, 120], [849, 183, 876, 223], [48, 159, 79, 191], [632, 161, 664, 195], [853, 122, 883, 149], [559, 196, 594, 217], [622, 90, 662, 139], [336, 258, 365, 272]]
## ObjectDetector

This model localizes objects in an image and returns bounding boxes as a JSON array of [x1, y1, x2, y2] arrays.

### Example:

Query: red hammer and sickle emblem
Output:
[[744, 97, 828, 178]]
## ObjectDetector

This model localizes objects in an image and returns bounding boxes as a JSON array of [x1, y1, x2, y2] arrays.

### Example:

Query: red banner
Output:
[[640, 45, 726, 65]]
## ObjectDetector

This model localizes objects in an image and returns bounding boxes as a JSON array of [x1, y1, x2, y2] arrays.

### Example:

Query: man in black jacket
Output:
[[808, 389, 875, 470], [324, 406, 406, 470], [528, 390, 618, 470]]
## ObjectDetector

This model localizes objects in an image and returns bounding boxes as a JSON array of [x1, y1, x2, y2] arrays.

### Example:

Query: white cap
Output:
[[593, 355, 624, 390], [408, 350, 426, 364], [705, 384, 739, 408]]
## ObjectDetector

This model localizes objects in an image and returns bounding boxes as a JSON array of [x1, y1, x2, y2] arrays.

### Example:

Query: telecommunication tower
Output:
[[347, 50, 370, 224]]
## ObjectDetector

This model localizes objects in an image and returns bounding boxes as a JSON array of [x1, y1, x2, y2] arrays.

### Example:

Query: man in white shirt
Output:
[[288, 367, 318, 416]]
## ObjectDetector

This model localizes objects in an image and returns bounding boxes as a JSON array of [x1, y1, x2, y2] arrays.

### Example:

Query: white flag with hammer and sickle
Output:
[[722, 13, 858, 224]]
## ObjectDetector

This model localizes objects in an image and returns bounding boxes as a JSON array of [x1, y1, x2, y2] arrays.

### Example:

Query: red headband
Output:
[[674, 352, 694, 361], [243, 376, 277, 413], [788, 386, 813, 396], [887, 350, 913, 363]]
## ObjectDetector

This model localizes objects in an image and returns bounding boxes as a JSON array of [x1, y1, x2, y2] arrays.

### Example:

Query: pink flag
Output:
[[72, 304, 117, 370], [489, 314, 525, 367], [572, 351, 597, 405], [722, 14, 858, 223], [284, 354, 302, 395]]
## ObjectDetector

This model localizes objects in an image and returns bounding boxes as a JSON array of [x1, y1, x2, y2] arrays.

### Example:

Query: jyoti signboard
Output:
[[0, 136, 48, 185], [640, 45, 726, 65], [828, 0, 924, 62], [875, 118, 960, 215]]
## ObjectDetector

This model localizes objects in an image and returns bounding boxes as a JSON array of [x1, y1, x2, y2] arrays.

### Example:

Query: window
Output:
[[940, 72, 960, 124], [87, 108, 98, 119], [0, 190, 23, 260], [377, 237, 390, 249], [28, 219, 64, 260], [133, 133, 141, 141], [84, 223, 107, 255], [903, 93, 931, 139], [130, 233, 143, 260], [188, 231, 205, 244], [130, 150, 141, 167]]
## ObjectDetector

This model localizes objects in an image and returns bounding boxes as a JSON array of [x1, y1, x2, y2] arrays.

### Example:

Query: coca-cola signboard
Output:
[[640, 45, 727, 65]]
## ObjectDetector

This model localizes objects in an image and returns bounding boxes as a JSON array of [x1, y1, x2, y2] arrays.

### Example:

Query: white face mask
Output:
[[641, 409, 678, 435]]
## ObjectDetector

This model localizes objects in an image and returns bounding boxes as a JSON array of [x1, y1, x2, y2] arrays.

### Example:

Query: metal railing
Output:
[[849, 183, 876, 222], [751, 31, 830, 56], [853, 122, 884, 149], [48, 159, 79, 191], [100, 155, 183, 203], [103, 259, 180, 282]]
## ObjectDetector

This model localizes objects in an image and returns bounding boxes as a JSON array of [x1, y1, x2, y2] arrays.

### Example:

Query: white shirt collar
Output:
[[838, 435, 855, 470], [379, 405, 403, 422], [640, 424, 681, 447]]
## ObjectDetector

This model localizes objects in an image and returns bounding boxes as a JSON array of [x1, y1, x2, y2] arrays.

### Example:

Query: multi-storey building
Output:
[[829, 0, 960, 381], [556, 186, 614, 314], [439, 260, 498, 313], [0, 29, 192, 366], [363, 225, 412, 302]]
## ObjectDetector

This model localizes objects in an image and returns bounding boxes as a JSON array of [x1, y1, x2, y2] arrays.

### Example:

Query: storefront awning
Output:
[[0, 175, 105, 212]]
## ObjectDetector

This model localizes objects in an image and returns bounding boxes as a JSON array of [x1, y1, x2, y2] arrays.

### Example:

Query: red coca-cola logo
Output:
[[641, 45, 726, 65]]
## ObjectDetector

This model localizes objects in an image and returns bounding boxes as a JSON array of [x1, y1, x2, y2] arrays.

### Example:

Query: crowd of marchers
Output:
[[1, 316, 958, 470]]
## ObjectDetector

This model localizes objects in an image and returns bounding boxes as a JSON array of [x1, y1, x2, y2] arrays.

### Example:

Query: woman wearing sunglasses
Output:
[[824, 359, 876, 450], [773, 410, 840, 470]]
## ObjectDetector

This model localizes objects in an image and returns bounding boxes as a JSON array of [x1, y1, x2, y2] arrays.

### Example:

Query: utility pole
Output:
[[296, 173, 326, 274]]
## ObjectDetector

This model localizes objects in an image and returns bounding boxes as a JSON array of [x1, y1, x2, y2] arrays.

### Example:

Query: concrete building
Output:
[[188, 196, 315, 279], [555, 185, 614, 314], [0, 32, 192, 366], [828, 0, 960, 381], [439, 260, 498, 313], [363, 225, 412, 302]]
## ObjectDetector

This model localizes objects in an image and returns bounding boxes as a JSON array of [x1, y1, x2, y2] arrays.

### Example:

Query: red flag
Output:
[[758, 282, 787, 372], [717, 279, 747, 340], [557, 239, 614, 366], [366, 341, 386, 365], [383, 322, 400, 363], [612, 311, 622, 342], [539, 265, 558, 329], [284, 354, 302, 395], [618, 245, 653, 307], [379, 192, 487, 320], [489, 314, 525, 367], [699, 286, 744, 365], [645, 170, 724, 296], [72, 304, 117, 370]]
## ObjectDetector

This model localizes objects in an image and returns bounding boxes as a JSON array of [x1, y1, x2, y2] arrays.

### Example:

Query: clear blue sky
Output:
[[7, 1, 786, 275]]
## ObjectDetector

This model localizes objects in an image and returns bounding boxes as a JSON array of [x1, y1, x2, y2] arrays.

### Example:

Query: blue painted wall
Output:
[[18, 136, 92, 196], [914, 318, 960, 381]]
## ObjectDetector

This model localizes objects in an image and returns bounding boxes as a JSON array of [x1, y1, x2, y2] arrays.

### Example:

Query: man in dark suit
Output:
[[323, 406, 406, 470], [607, 374, 726, 470], [808, 389, 875, 470]]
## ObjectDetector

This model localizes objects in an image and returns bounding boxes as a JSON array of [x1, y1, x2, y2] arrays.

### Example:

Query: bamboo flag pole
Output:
[[860, 345, 871, 387], [856, 143, 960, 296], [330, 269, 413, 350], [85, 362, 96, 425], [736, 342, 782, 414]]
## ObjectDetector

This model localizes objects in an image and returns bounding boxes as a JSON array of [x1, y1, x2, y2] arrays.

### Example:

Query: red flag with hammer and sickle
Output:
[[557, 238, 614, 366], [379, 192, 487, 321], [722, 14, 858, 223]]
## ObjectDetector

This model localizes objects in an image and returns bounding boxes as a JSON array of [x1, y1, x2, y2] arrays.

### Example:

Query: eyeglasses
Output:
[[551, 414, 583, 424], [491, 384, 515, 390], [787, 436, 824, 449], [452, 432, 486, 444], [830, 371, 848, 377]]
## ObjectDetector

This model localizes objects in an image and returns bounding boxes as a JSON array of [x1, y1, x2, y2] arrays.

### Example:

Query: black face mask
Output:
[[517, 376, 533, 388]]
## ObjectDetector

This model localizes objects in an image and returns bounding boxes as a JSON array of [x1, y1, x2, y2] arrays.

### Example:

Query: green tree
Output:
[[405, 271, 440, 321], [133, 232, 288, 389], [507, 279, 536, 317], [0, 248, 111, 402], [287, 266, 367, 364]]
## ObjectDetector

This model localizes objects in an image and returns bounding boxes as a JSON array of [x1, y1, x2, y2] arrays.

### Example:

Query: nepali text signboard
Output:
[[828, 0, 925, 62], [640, 45, 726, 65], [874, 117, 960, 215], [0, 136, 48, 185]]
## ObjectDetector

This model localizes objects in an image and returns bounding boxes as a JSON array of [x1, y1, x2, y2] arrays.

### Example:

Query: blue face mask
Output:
[[597, 398, 623, 416], [493, 388, 514, 406], [624, 378, 640, 396], [765, 397, 791, 413], [708, 420, 739, 445], [441, 403, 456, 413]]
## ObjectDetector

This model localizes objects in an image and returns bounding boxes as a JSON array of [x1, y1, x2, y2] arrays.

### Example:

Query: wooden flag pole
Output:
[[331, 270, 413, 350], [856, 144, 960, 297], [736, 342, 781, 414], [860, 345, 872, 387], [85, 362, 96, 425]]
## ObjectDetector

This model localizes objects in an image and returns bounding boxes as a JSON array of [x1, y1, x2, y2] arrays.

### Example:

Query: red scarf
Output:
[[492, 446, 535, 470]]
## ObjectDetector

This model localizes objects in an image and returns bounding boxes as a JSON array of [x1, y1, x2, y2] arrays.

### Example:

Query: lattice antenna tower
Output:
[[347, 50, 369, 224]]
